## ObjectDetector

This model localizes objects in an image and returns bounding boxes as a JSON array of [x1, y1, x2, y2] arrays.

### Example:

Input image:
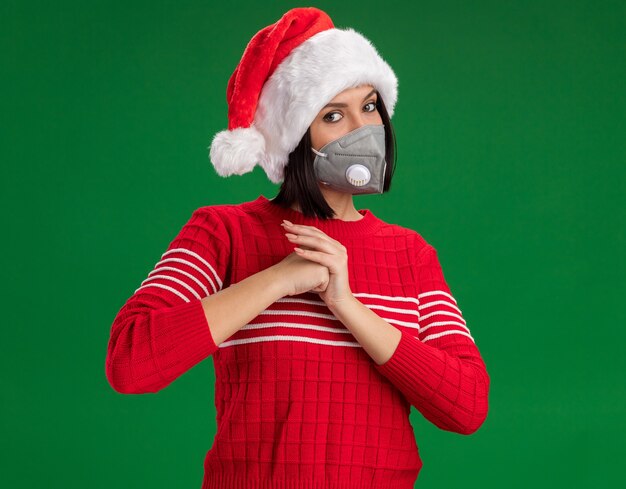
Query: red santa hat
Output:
[[209, 7, 398, 184]]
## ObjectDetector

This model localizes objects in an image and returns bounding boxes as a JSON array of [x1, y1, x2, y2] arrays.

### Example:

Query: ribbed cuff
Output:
[[151, 299, 219, 375], [373, 328, 446, 396]]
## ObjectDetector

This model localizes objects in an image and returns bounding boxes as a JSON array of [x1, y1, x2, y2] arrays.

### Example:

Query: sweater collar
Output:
[[247, 194, 384, 237]]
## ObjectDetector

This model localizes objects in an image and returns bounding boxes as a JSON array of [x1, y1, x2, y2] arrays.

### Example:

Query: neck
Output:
[[290, 185, 362, 221]]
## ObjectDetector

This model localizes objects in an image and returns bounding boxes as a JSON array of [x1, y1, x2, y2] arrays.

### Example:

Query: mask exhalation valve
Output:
[[346, 164, 371, 187]]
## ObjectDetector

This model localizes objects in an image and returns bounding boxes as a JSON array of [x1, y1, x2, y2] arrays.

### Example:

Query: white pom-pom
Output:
[[208, 125, 266, 178]]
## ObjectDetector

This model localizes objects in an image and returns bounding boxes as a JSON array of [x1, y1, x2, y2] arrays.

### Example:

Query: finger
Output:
[[282, 221, 328, 239], [281, 221, 342, 246], [293, 247, 334, 268], [285, 233, 339, 254]]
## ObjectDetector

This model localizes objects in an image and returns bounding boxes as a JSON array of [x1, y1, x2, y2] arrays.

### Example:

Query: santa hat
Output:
[[208, 7, 398, 184]]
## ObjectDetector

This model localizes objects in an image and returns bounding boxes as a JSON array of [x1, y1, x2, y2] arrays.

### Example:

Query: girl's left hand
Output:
[[281, 219, 353, 309]]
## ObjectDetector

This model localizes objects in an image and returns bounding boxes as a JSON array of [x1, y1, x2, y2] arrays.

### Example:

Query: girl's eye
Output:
[[323, 101, 378, 123], [364, 101, 377, 112], [323, 112, 342, 123]]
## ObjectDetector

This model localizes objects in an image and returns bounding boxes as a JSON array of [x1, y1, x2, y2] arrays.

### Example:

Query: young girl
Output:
[[105, 7, 490, 488]]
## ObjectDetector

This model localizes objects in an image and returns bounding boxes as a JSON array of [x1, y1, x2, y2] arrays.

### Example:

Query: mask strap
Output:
[[310, 147, 327, 158]]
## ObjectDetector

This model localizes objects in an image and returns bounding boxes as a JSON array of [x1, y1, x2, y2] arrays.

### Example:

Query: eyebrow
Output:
[[322, 89, 377, 109]]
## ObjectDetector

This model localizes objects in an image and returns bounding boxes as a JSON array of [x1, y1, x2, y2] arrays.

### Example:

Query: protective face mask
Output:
[[310, 124, 387, 195]]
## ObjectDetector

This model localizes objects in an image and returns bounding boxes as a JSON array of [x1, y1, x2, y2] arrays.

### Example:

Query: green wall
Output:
[[2, 0, 624, 487]]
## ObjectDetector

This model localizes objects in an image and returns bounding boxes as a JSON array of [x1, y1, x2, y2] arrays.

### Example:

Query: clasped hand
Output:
[[281, 219, 354, 309]]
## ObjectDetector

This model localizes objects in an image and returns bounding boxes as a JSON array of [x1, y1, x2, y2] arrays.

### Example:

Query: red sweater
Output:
[[106, 194, 490, 488]]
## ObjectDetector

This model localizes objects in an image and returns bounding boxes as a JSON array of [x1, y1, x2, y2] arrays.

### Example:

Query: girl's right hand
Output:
[[272, 250, 330, 297]]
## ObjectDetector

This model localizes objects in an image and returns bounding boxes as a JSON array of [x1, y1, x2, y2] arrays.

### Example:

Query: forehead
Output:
[[330, 84, 376, 101]]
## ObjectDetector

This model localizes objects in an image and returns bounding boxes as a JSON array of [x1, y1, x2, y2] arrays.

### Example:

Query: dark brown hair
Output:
[[270, 90, 397, 219]]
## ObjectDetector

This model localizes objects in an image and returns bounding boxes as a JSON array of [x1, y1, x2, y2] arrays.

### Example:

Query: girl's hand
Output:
[[281, 219, 354, 309], [271, 249, 330, 297]]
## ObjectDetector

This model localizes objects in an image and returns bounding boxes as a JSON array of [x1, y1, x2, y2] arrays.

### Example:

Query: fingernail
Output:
[[283, 219, 293, 225]]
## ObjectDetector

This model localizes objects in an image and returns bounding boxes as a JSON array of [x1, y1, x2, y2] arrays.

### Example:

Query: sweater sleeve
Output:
[[373, 244, 490, 435], [105, 207, 231, 395]]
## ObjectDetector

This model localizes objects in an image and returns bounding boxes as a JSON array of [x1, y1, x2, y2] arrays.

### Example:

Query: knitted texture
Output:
[[105, 194, 490, 489]]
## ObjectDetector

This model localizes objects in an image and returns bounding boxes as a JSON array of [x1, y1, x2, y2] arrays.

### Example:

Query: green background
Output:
[[2, 0, 624, 487]]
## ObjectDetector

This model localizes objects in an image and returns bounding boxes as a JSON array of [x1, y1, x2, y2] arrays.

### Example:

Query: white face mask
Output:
[[310, 124, 387, 195]]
